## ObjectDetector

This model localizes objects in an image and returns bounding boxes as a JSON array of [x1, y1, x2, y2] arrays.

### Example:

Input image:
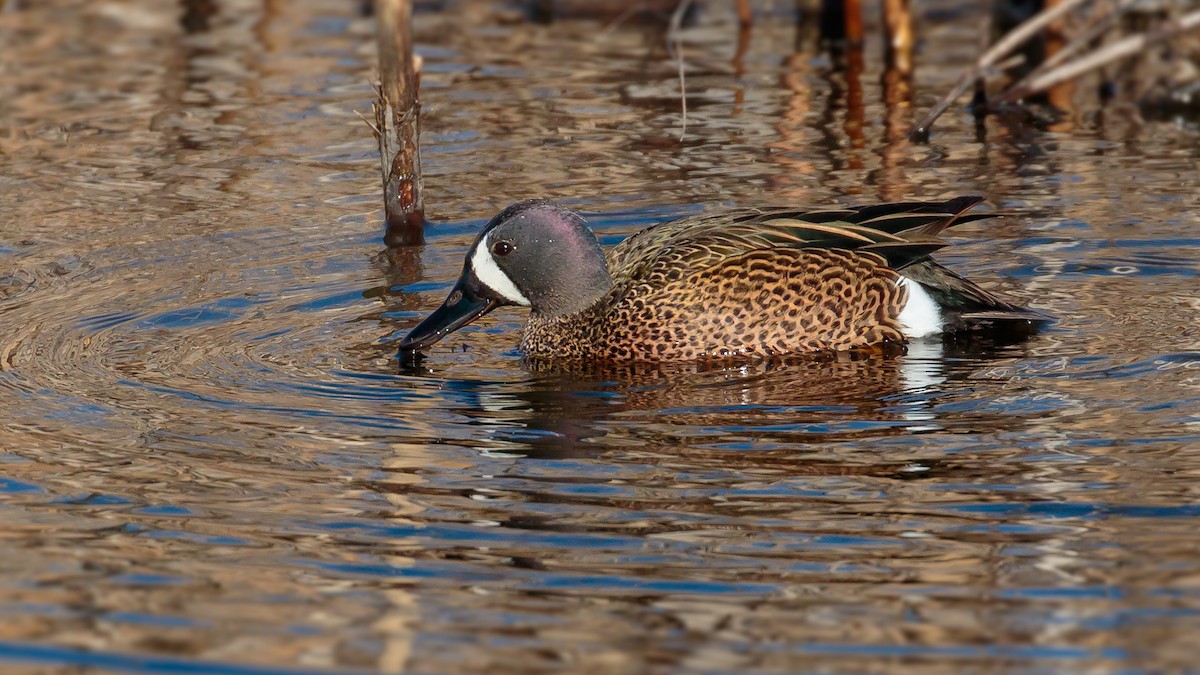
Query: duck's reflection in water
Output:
[[397, 334, 1029, 470], [515, 344, 941, 460]]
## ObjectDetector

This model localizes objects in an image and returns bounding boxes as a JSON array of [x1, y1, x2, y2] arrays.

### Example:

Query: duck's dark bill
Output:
[[398, 278, 499, 352]]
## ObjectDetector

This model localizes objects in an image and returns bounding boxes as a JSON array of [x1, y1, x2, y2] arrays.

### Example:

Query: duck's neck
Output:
[[520, 267, 612, 359], [529, 265, 613, 320]]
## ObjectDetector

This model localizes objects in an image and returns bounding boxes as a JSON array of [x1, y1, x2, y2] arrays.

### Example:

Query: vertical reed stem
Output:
[[373, 0, 425, 247]]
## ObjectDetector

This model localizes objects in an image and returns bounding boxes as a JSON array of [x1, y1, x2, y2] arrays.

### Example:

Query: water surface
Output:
[[1, 0, 1199, 672]]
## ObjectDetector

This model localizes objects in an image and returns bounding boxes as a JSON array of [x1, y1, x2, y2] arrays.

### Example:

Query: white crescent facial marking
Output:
[[897, 276, 943, 338], [470, 234, 531, 306]]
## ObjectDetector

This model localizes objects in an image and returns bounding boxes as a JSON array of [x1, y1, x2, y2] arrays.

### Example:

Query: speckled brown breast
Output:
[[521, 248, 910, 361]]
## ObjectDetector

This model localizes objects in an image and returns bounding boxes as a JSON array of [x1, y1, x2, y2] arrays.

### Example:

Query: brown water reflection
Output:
[[1, 0, 1199, 672]]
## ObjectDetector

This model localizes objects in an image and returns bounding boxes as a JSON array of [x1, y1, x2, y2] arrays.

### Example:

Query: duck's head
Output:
[[398, 199, 613, 352]]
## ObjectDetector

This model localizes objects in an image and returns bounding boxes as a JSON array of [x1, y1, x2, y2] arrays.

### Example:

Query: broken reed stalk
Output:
[[373, 0, 425, 248], [999, 9, 1200, 102], [908, 0, 1090, 140]]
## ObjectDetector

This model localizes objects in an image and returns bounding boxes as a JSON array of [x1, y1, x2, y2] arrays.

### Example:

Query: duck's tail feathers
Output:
[[849, 196, 995, 238], [897, 196, 989, 237], [901, 260, 1053, 330], [959, 308, 1056, 323]]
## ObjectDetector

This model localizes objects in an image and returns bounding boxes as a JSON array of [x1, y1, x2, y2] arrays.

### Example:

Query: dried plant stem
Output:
[[843, 0, 864, 45], [353, 108, 382, 137], [995, 0, 1126, 104], [883, 0, 914, 75], [668, 0, 695, 141], [909, 0, 1091, 140], [737, 0, 751, 27], [373, 0, 425, 247], [1000, 9, 1200, 102], [596, 4, 653, 41], [1030, 0, 1129, 77]]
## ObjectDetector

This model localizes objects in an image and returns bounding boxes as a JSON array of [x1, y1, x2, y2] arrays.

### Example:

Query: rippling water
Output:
[[1, 0, 1199, 672]]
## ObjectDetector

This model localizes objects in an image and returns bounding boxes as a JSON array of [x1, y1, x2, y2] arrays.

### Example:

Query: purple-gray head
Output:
[[399, 200, 613, 352]]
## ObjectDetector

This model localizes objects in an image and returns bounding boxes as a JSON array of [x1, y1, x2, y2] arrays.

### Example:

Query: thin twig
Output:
[[596, 3, 654, 42], [668, 0, 695, 141], [998, 0, 1130, 101], [909, 0, 1092, 140], [355, 107, 382, 137], [985, 53, 1029, 78], [1000, 9, 1200, 101], [1029, 0, 1129, 76]]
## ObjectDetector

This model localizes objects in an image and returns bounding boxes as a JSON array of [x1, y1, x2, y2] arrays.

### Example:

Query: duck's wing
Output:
[[605, 197, 989, 286], [603, 197, 1050, 326]]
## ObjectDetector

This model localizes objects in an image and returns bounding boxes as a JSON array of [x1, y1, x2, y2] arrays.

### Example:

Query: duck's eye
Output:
[[491, 240, 514, 257]]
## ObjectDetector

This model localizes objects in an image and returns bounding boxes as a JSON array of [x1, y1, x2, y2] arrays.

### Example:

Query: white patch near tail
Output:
[[897, 276, 943, 338], [470, 237, 531, 306]]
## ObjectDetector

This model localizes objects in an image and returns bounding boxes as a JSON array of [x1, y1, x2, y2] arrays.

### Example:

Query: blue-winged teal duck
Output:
[[399, 198, 1048, 361]]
